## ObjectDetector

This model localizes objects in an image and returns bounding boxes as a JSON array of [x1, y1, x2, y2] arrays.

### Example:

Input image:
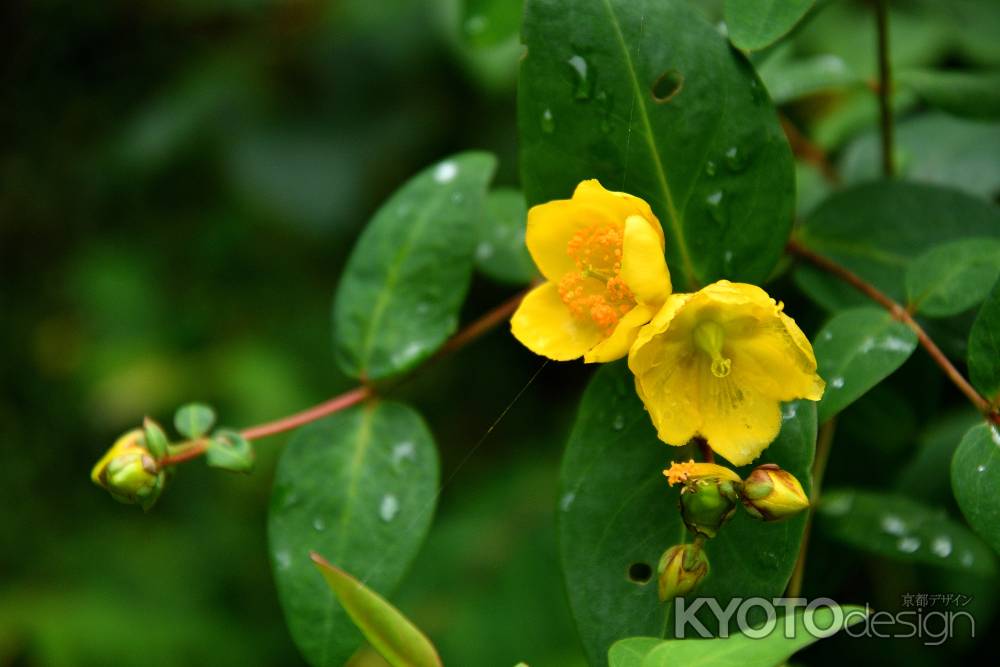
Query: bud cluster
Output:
[[655, 458, 810, 602]]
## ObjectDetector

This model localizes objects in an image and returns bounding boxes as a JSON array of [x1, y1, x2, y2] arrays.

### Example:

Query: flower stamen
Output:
[[693, 320, 731, 378]]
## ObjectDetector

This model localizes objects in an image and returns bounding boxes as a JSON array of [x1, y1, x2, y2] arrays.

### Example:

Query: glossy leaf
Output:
[[174, 403, 216, 439], [608, 638, 661, 667], [269, 402, 440, 667], [794, 181, 1000, 310], [895, 409, 982, 503], [968, 279, 1000, 399], [205, 429, 255, 473], [952, 423, 1000, 555], [559, 362, 815, 666], [332, 152, 497, 381], [898, 69, 1000, 120], [311, 554, 442, 667], [812, 308, 918, 423], [840, 113, 1000, 202], [475, 188, 537, 285], [725, 0, 815, 52], [905, 238, 1000, 317], [612, 605, 865, 667], [817, 489, 996, 576], [519, 0, 795, 289]]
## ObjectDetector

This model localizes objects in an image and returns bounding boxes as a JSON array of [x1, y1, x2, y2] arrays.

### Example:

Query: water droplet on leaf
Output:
[[541, 108, 555, 133], [566, 55, 593, 100], [379, 494, 400, 522]]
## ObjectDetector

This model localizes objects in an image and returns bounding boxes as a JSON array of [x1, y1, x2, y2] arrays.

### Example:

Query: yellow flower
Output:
[[629, 280, 824, 466], [510, 180, 671, 362]]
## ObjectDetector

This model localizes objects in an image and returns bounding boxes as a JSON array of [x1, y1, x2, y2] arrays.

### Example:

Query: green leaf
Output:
[[952, 423, 1000, 556], [311, 554, 442, 667], [898, 69, 1000, 120], [817, 489, 997, 576], [559, 362, 815, 666], [173, 403, 216, 439], [794, 181, 1000, 310], [905, 238, 1000, 317], [608, 637, 661, 667], [724, 0, 815, 52], [758, 51, 863, 105], [519, 0, 795, 289], [269, 402, 440, 667], [840, 113, 1000, 201], [475, 188, 538, 285], [332, 152, 497, 381], [968, 279, 1000, 399], [615, 605, 865, 667], [205, 429, 255, 473], [812, 307, 918, 423], [895, 409, 982, 503]]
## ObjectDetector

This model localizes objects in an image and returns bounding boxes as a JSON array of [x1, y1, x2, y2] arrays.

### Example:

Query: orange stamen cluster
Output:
[[558, 224, 636, 334], [664, 460, 698, 486]]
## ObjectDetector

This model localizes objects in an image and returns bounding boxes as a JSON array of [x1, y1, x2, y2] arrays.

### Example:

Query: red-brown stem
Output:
[[240, 385, 374, 441], [874, 0, 895, 177], [163, 289, 528, 465], [787, 239, 996, 421], [697, 438, 715, 464]]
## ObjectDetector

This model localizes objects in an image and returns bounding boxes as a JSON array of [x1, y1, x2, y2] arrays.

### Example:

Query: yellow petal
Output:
[[572, 180, 664, 244], [584, 303, 655, 363], [629, 293, 693, 373], [510, 283, 604, 361], [732, 313, 825, 402], [621, 215, 671, 306], [696, 359, 783, 466], [631, 346, 702, 448], [525, 198, 619, 281]]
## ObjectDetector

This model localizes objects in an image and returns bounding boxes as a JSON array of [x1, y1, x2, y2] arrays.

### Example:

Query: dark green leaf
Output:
[[311, 554, 442, 667], [898, 69, 1000, 120], [952, 423, 1000, 556], [817, 489, 996, 576], [905, 238, 1000, 317], [840, 113, 1000, 201], [618, 605, 865, 667], [794, 181, 1000, 310], [968, 279, 1000, 399], [559, 362, 815, 666], [332, 153, 497, 381], [205, 429, 255, 473], [173, 403, 216, 439], [475, 188, 538, 285], [895, 409, 982, 503], [724, 0, 815, 52], [519, 0, 795, 289], [269, 402, 440, 667], [812, 308, 918, 423]]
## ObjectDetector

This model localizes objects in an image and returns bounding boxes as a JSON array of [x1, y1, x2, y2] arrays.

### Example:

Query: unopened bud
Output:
[[666, 460, 740, 538], [91, 429, 166, 511], [740, 464, 809, 521], [657, 542, 709, 602]]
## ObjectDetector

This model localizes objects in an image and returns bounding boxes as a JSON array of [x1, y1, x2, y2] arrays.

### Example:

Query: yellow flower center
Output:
[[693, 320, 731, 378], [558, 224, 636, 334]]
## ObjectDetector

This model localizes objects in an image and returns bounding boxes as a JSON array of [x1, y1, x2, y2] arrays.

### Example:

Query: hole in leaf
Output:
[[651, 70, 684, 104], [627, 562, 653, 584]]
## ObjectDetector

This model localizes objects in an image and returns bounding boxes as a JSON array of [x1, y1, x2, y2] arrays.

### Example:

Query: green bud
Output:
[[740, 464, 809, 521], [678, 477, 739, 538], [143, 417, 169, 459], [91, 429, 166, 511], [657, 542, 709, 602]]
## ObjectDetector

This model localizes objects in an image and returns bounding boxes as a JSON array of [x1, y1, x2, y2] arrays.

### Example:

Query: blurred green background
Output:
[[2, 1, 998, 665]]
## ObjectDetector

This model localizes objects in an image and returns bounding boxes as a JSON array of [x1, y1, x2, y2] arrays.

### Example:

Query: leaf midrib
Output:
[[600, 0, 696, 287]]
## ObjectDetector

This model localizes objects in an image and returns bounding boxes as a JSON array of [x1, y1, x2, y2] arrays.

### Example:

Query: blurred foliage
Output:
[[2, 0, 999, 665]]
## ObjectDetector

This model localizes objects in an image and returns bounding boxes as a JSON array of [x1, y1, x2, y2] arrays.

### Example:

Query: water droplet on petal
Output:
[[379, 494, 400, 522], [541, 108, 555, 134]]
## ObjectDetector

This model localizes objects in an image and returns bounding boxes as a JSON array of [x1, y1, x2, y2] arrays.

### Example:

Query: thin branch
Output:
[[787, 240, 996, 420], [874, 0, 895, 177], [240, 386, 373, 441], [779, 115, 839, 185]]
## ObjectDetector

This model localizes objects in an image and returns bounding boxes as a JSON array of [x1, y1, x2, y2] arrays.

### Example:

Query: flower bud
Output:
[[91, 429, 166, 511], [666, 460, 740, 538], [657, 542, 709, 602], [740, 463, 809, 521]]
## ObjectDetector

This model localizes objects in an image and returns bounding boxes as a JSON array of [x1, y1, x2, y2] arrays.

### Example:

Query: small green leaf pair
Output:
[[174, 402, 255, 473]]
